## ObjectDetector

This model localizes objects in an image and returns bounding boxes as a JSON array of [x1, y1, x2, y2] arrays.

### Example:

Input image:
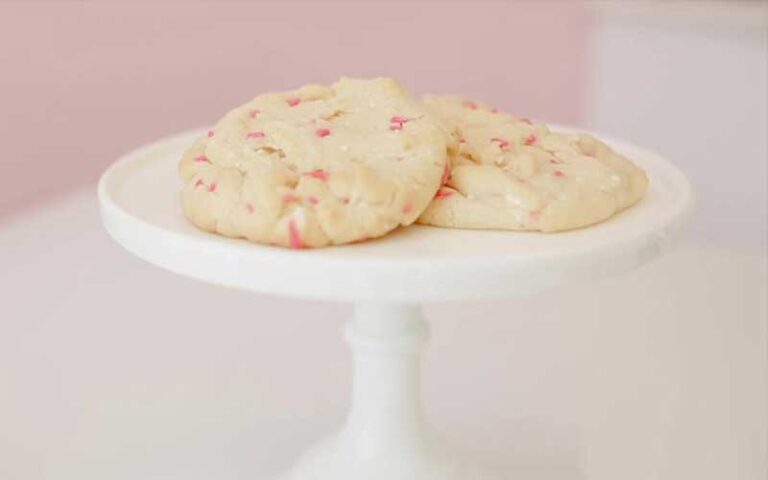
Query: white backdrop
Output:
[[588, 3, 767, 252]]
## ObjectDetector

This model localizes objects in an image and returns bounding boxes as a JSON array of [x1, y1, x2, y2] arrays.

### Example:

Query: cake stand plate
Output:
[[98, 128, 692, 480]]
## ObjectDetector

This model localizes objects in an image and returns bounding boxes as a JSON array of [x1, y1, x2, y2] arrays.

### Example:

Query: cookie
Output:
[[178, 78, 449, 248], [417, 95, 648, 232]]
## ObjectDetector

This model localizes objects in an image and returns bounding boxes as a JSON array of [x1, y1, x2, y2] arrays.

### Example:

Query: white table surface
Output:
[[1, 190, 766, 480]]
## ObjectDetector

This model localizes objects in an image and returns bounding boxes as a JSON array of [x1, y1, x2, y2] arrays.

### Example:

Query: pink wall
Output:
[[0, 2, 589, 223]]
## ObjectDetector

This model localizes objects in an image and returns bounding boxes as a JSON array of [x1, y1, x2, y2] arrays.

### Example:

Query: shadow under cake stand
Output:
[[98, 128, 692, 480]]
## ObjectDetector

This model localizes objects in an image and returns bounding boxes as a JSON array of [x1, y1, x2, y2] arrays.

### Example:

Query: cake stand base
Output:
[[275, 303, 501, 480]]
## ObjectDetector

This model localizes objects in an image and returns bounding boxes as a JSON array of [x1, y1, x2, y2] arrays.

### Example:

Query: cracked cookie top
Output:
[[179, 78, 449, 248]]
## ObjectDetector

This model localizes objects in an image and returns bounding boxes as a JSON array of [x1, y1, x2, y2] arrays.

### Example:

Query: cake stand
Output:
[[98, 128, 692, 479]]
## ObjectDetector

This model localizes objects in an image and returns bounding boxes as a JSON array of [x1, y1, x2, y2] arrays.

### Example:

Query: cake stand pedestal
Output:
[[98, 129, 692, 480]]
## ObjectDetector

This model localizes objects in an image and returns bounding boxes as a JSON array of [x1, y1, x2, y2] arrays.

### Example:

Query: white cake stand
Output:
[[98, 128, 692, 480]]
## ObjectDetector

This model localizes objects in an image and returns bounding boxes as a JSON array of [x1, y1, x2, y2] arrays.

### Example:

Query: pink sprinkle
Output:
[[193, 155, 209, 163], [208, 182, 217, 192], [249, 109, 260, 119], [441, 161, 451, 185], [464, 100, 478, 110], [194, 179, 204, 188], [435, 187, 454, 199], [549, 158, 561, 164], [286, 97, 301, 107], [553, 170, 565, 177], [245, 203, 255, 214], [389, 115, 409, 132], [490, 108, 499, 113], [207, 130, 214, 138], [308, 195, 319, 205], [458, 136, 466, 144], [246, 131, 266, 140], [304, 169, 329, 181], [524, 134, 537, 146], [288, 219, 304, 249], [530, 210, 542, 220], [402, 203, 413, 214], [315, 128, 331, 138], [282, 193, 298, 203], [520, 118, 532, 125], [491, 137, 510, 150]]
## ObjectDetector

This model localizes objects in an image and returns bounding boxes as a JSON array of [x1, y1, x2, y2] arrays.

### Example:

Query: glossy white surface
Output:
[[98, 128, 692, 302]]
